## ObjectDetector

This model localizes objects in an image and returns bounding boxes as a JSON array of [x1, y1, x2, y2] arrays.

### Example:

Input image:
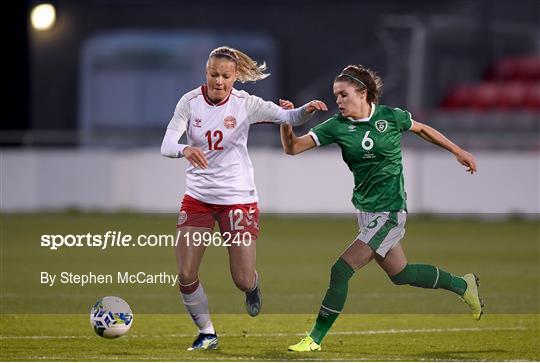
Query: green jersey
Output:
[[309, 104, 413, 212]]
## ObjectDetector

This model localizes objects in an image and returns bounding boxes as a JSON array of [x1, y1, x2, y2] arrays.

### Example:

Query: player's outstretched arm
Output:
[[278, 98, 317, 155], [280, 123, 316, 155], [410, 120, 477, 174], [278, 99, 295, 110], [304, 100, 328, 113], [276, 100, 328, 126], [279, 99, 328, 113]]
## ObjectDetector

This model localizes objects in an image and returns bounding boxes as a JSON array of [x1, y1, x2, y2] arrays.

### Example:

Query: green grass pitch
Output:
[[1, 213, 539, 361]]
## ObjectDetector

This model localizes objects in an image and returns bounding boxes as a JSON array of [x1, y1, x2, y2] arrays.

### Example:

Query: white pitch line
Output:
[[0, 326, 530, 340], [329, 326, 530, 336], [25, 357, 371, 362], [0, 335, 93, 340]]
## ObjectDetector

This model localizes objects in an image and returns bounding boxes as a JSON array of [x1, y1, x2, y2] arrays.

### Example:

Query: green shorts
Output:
[[356, 210, 407, 257]]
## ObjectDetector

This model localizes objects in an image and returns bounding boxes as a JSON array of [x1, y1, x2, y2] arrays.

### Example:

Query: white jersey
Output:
[[166, 85, 304, 205]]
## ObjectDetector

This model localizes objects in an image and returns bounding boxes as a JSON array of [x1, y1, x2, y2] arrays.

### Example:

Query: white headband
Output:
[[338, 73, 368, 90], [212, 52, 238, 63]]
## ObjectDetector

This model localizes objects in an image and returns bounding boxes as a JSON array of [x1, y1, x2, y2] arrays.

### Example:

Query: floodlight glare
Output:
[[31, 4, 56, 31]]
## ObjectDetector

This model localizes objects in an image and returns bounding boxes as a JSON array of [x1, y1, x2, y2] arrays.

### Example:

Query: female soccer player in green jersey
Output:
[[281, 64, 483, 352]]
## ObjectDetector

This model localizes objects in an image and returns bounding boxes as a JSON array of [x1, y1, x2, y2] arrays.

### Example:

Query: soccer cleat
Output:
[[288, 334, 321, 352], [245, 285, 262, 317], [186, 333, 218, 351], [460, 273, 484, 320]]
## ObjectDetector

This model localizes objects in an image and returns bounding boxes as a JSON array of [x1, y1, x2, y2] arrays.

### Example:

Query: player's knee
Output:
[[232, 272, 254, 292], [179, 270, 198, 286], [330, 261, 342, 279], [390, 264, 413, 285], [330, 258, 355, 282]]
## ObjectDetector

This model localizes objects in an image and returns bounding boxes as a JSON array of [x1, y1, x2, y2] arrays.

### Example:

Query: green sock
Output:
[[310, 258, 354, 344], [390, 263, 467, 296]]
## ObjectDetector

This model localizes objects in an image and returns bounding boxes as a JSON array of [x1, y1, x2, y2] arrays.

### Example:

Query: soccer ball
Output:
[[90, 296, 133, 338]]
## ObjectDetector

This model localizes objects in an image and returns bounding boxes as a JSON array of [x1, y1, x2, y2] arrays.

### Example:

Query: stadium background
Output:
[[1, 0, 539, 361]]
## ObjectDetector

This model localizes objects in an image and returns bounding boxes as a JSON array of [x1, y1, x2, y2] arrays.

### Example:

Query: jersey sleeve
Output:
[[246, 94, 285, 124], [392, 107, 414, 132], [309, 118, 337, 147], [167, 94, 191, 133], [161, 94, 191, 158], [245, 94, 313, 126]]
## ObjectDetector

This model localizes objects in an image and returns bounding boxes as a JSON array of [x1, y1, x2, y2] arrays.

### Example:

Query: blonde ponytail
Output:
[[208, 46, 270, 83]]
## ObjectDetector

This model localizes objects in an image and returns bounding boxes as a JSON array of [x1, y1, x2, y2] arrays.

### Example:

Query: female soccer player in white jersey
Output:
[[281, 64, 483, 352], [160, 46, 327, 351]]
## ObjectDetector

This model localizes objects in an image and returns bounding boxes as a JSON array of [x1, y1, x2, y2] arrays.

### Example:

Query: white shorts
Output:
[[356, 210, 407, 257]]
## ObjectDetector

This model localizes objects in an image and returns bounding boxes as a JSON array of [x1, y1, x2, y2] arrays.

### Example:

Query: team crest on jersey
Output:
[[224, 115, 237, 129], [193, 118, 202, 128], [178, 211, 188, 225], [375, 120, 388, 133]]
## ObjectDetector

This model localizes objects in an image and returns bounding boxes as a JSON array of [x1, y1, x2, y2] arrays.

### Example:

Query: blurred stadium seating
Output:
[[486, 55, 540, 81], [442, 56, 540, 110], [419, 55, 540, 151]]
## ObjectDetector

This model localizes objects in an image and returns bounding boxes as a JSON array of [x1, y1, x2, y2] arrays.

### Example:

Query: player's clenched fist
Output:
[[183, 146, 208, 169]]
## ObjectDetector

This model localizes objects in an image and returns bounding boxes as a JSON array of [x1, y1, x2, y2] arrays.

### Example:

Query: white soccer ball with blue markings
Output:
[[90, 296, 133, 338]]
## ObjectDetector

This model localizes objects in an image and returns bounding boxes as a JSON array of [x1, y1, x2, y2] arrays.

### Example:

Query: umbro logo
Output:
[[193, 118, 202, 128]]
